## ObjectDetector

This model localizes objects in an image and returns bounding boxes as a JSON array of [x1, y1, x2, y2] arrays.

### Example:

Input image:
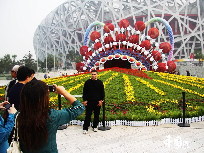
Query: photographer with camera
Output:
[[0, 101, 17, 153], [17, 80, 85, 153]]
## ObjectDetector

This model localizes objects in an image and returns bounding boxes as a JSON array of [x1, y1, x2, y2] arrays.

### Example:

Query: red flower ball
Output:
[[80, 46, 88, 56], [136, 62, 141, 66], [129, 58, 135, 62], [157, 63, 166, 72], [85, 51, 92, 57], [76, 62, 84, 71], [104, 36, 114, 44], [104, 23, 115, 33], [135, 21, 146, 31], [108, 56, 113, 60], [90, 31, 101, 41], [140, 40, 151, 50], [115, 54, 120, 59], [94, 42, 102, 50], [95, 62, 100, 66], [128, 35, 139, 44], [100, 58, 106, 63], [148, 28, 159, 39], [118, 19, 130, 28], [116, 34, 126, 42], [167, 61, 176, 72], [152, 51, 161, 61], [159, 42, 171, 54], [122, 55, 127, 60]]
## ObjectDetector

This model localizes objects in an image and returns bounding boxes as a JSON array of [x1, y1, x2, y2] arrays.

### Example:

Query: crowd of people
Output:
[[0, 65, 105, 153]]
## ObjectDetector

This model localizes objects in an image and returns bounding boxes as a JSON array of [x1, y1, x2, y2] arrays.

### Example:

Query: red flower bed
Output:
[[100, 67, 152, 79], [62, 67, 152, 79]]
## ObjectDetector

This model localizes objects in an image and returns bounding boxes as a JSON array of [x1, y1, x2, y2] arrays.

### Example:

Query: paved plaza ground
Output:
[[56, 121, 204, 153]]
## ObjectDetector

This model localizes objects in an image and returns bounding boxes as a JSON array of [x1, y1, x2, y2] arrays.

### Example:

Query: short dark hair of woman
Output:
[[18, 80, 49, 151], [17, 66, 33, 81]]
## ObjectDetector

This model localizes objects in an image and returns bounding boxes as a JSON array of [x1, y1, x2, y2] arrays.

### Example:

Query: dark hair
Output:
[[91, 70, 98, 73], [17, 66, 33, 81], [31, 69, 35, 74], [18, 80, 49, 151]]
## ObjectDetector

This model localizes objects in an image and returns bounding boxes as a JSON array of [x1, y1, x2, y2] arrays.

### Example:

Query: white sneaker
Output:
[[83, 130, 88, 134], [93, 128, 98, 132]]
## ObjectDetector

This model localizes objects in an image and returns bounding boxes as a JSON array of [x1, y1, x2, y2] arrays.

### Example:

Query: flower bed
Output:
[[0, 68, 204, 121]]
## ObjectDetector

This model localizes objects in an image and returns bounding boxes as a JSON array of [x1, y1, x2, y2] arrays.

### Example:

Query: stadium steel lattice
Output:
[[33, 0, 204, 70]]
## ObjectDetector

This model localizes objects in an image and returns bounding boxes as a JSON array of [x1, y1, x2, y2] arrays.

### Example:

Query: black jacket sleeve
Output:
[[100, 80, 105, 100], [82, 80, 88, 101]]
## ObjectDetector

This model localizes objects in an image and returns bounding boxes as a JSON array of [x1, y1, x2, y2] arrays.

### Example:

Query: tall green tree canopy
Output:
[[19, 51, 37, 71]]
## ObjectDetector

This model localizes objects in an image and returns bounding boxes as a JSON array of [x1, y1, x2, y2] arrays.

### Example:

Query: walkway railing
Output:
[[69, 115, 204, 127]]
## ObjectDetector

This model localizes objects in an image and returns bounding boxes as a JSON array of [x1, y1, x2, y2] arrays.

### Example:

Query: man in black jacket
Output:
[[82, 70, 105, 134], [5, 65, 20, 99], [8, 66, 33, 111], [6, 66, 34, 144]]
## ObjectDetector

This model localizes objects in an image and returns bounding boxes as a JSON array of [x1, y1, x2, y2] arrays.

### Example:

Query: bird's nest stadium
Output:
[[33, 0, 204, 71]]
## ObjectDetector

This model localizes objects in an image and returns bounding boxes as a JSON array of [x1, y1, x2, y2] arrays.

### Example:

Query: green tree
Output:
[[66, 50, 83, 70], [0, 54, 13, 73], [66, 50, 82, 63], [194, 49, 204, 59], [194, 49, 204, 66], [20, 51, 37, 71], [12, 54, 17, 63], [38, 54, 60, 72]]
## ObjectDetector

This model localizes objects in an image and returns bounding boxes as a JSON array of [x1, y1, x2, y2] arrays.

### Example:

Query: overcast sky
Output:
[[0, 0, 66, 60]]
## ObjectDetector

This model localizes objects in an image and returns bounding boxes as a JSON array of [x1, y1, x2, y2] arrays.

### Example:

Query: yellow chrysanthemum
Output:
[[136, 78, 166, 95], [122, 75, 135, 102]]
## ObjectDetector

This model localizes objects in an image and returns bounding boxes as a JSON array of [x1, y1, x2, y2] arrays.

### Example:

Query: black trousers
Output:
[[83, 102, 101, 130]]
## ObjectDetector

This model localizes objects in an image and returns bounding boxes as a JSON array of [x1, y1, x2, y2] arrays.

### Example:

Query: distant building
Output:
[[33, 0, 204, 69]]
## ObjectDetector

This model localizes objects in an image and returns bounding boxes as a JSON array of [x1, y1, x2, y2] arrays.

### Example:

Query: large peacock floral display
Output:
[[76, 17, 176, 73]]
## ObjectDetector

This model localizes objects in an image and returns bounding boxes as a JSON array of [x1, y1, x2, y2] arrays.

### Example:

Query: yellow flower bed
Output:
[[156, 73, 204, 88], [62, 74, 89, 86], [153, 79, 204, 97], [0, 87, 5, 90], [103, 72, 118, 88], [146, 99, 178, 115], [0, 94, 4, 97], [49, 96, 58, 102], [43, 76, 69, 84], [50, 70, 112, 101], [122, 74, 135, 102], [136, 78, 166, 95], [67, 70, 112, 93], [68, 82, 84, 93]]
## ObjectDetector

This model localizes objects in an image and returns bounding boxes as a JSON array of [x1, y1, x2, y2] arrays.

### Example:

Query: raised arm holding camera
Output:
[[0, 101, 17, 153], [17, 80, 85, 153]]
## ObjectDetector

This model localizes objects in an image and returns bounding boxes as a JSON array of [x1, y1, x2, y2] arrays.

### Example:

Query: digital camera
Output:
[[48, 85, 56, 92], [4, 103, 11, 109]]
